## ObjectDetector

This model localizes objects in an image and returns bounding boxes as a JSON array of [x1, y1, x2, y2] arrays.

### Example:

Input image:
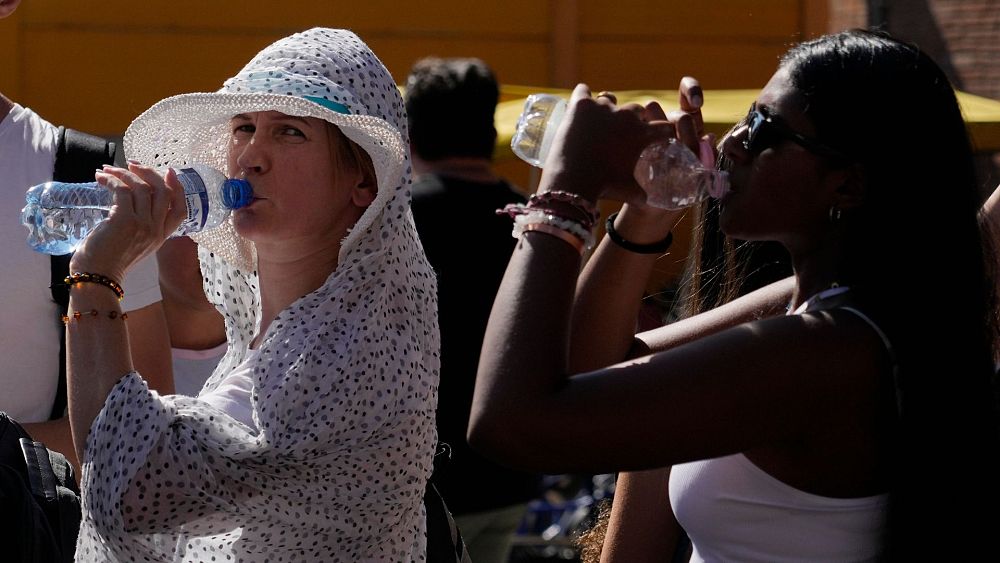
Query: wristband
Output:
[[604, 212, 673, 254]]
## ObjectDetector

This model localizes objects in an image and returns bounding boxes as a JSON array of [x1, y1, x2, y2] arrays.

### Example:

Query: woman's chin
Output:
[[231, 211, 265, 240]]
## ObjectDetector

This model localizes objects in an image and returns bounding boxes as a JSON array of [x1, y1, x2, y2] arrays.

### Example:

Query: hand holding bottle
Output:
[[23, 162, 252, 255], [533, 83, 677, 205], [512, 77, 726, 209], [68, 163, 193, 286]]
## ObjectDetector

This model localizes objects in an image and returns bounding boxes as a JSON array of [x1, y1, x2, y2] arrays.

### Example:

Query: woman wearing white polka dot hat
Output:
[[64, 28, 440, 561]]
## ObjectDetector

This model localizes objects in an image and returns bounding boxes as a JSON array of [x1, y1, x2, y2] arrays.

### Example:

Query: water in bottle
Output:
[[21, 163, 253, 255], [510, 93, 729, 210]]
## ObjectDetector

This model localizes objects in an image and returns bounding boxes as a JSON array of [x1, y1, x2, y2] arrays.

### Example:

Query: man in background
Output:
[[406, 57, 540, 562]]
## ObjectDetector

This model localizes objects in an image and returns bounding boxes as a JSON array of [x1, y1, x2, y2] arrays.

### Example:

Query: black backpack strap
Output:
[[48, 127, 118, 420], [21, 438, 80, 563], [52, 127, 117, 182], [424, 442, 471, 562], [424, 481, 471, 563]]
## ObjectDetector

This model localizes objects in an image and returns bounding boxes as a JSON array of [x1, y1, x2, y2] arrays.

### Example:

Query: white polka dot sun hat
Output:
[[123, 28, 409, 271]]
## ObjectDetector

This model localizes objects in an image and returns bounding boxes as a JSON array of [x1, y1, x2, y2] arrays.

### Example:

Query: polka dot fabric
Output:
[[77, 29, 440, 562]]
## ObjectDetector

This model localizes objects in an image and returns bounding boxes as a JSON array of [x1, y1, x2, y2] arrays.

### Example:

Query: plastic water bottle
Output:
[[510, 93, 729, 210], [21, 163, 253, 255]]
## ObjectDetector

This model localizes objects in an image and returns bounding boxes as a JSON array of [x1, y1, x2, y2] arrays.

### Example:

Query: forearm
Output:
[[161, 301, 226, 351], [157, 236, 227, 351], [981, 184, 1000, 235], [601, 468, 681, 563], [127, 302, 175, 395], [633, 276, 794, 355], [470, 232, 582, 454], [571, 204, 683, 371], [66, 284, 134, 463], [981, 185, 1000, 275]]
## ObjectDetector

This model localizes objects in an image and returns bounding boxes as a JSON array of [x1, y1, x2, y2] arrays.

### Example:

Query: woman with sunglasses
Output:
[[470, 28, 999, 561]]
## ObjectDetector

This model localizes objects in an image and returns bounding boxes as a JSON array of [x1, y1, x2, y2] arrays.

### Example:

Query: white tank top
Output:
[[670, 454, 888, 562], [670, 287, 892, 562], [199, 348, 257, 429]]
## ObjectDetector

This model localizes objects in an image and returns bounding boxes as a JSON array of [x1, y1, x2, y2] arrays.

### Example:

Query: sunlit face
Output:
[[225, 111, 375, 254], [718, 68, 844, 250]]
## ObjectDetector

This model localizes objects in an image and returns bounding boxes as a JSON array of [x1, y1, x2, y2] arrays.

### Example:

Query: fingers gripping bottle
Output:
[[21, 163, 254, 255], [510, 93, 729, 210]]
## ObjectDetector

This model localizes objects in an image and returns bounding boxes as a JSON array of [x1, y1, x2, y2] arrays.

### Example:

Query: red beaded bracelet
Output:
[[62, 309, 128, 325]]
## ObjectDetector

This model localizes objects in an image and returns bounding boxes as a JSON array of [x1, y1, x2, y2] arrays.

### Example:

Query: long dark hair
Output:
[[782, 29, 999, 560], [675, 198, 792, 319]]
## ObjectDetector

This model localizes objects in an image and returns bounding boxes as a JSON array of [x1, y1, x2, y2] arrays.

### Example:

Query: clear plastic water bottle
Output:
[[21, 163, 253, 255], [510, 93, 729, 210]]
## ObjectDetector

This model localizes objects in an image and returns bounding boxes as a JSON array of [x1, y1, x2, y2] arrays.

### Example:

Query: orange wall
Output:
[[0, 1, 827, 300], [1, 0, 826, 136], [0, 1, 827, 191]]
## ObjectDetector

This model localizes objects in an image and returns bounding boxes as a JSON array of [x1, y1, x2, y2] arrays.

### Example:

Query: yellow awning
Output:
[[495, 86, 1000, 160]]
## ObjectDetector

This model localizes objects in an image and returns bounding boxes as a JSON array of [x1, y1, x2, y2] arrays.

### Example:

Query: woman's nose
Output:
[[234, 136, 267, 176], [721, 124, 751, 164]]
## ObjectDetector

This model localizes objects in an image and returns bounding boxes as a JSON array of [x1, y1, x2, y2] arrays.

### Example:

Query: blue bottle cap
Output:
[[221, 178, 253, 209]]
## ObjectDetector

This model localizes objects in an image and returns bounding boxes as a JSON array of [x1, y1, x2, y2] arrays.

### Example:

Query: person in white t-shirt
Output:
[[0, 91, 174, 472]]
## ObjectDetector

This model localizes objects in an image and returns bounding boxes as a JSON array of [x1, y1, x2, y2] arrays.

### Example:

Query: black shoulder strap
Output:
[[48, 127, 118, 420], [52, 127, 117, 182]]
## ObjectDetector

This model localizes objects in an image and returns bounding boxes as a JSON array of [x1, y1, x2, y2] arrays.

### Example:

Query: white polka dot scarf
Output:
[[76, 29, 440, 562]]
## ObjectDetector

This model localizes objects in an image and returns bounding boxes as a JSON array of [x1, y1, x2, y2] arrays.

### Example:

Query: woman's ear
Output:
[[832, 162, 866, 212], [342, 136, 378, 208], [351, 175, 377, 208], [350, 147, 378, 208]]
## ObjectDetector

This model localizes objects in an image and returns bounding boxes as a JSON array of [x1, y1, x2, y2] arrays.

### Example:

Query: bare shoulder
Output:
[[730, 307, 890, 383], [721, 307, 891, 415]]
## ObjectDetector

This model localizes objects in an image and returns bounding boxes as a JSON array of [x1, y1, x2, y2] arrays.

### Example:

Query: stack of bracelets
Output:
[[497, 190, 674, 255], [497, 190, 600, 254], [55, 272, 128, 325]]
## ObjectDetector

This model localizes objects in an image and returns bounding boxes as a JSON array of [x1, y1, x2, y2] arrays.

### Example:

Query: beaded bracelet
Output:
[[527, 190, 600, 226], [604, 212, 674, 254], [498, 202, 596, 230], [62, 309, 128, 325], [62, 272, 124, 301], [519, 223, 586, 254], [532, 203, 597, 230], [513, 211, 596, 251]]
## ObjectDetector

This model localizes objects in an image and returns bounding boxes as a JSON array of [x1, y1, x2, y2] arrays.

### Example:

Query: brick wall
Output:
[[826, 0, 1000, 100], [828, 0, 1000, 191], [922, 0, 1000, 191], [929, 0, 1000, 101], [828, 0, 867, 31]]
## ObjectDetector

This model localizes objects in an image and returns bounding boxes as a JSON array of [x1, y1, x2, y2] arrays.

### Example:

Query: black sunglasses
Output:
[[742, 103, 847, 160]]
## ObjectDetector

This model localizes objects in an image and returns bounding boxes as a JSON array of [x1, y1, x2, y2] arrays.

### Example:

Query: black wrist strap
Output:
[[604, 211, 673, 254]]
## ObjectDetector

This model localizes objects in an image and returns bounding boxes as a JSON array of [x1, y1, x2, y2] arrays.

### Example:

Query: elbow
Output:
[[467, 406, 528, 469], [466, 407, 502, 459]]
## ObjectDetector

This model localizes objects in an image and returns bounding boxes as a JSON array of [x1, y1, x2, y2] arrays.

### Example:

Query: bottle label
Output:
[[176, 167, 210, 233]]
